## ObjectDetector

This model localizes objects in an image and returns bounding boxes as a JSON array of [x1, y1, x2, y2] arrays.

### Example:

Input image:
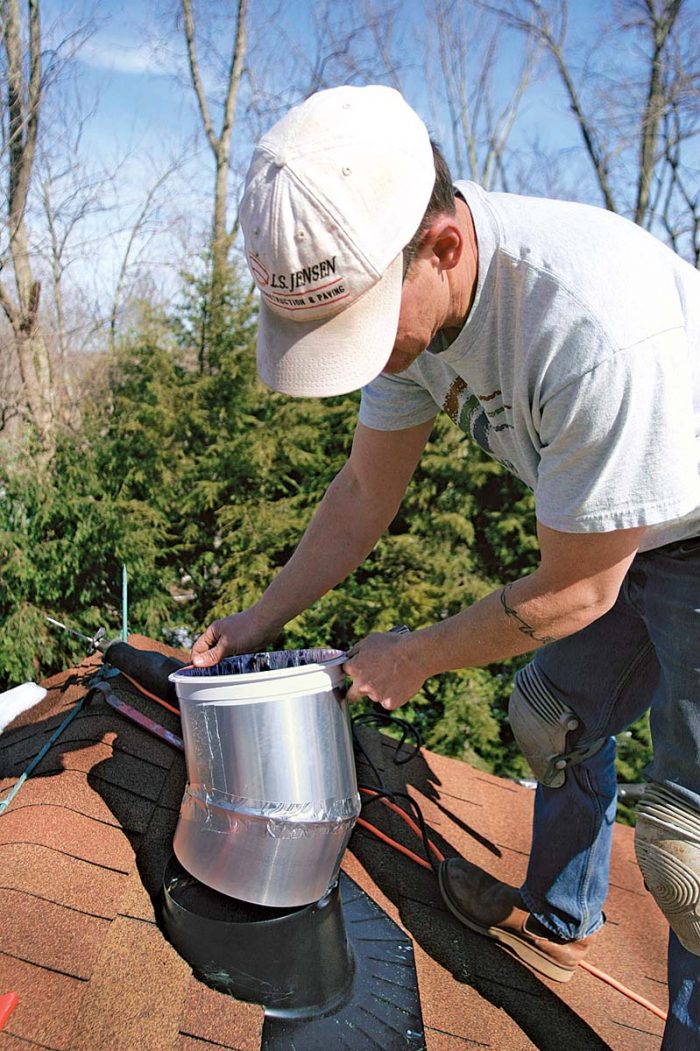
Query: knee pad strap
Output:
[[509, 663, 605, 789]]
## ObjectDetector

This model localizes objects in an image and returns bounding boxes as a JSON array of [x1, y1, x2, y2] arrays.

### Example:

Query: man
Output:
[[191, 85, 700, 1047]]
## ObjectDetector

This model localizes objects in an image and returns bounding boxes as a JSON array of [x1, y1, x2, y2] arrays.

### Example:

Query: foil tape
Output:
[[180, 782, 360, 838]]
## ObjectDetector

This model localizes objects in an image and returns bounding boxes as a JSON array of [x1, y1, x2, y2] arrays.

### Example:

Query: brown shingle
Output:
[[116, 865, 159, 924], [0, 639, 671, 1051], [0, 1034, 34, 1050], [178, 978, 263, 1051], [0, 842, 125, 918], [68, 916, 191, 1051], [0, 768, 131, 827], [0, 802, 135, 871], [415, 944, 539, 1049], [0, 952, 87, 1050], [0, 888, 109, 978]]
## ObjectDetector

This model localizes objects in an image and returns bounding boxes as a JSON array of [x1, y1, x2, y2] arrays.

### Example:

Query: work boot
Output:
[[438, 857, 596, 982]]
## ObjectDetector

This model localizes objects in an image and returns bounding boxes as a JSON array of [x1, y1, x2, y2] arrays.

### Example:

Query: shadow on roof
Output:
[[349, 726, 611, 1051]]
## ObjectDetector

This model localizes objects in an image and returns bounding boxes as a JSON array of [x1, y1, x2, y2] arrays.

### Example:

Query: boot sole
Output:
[[438, 859, 576, 983]]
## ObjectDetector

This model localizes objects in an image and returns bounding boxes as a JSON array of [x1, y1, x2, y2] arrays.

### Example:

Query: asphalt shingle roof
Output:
[[0, 636, 668, 1050]]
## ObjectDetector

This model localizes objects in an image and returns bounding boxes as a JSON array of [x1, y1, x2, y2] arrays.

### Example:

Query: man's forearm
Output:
[[407, 569, 611, 677], [341, 519, 645, 710], [408, 525, 645, 679], [252, 463, 397, 635], [344, 568, 623, 707]]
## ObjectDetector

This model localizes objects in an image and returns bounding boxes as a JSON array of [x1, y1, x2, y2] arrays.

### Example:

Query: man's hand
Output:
[[343, 631, 428, 710], [191, 608, 276, 667]]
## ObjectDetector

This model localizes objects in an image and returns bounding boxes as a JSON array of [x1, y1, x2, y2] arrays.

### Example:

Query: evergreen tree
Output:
[[0, 421, 174, 685], [0, 264, 652, 802]]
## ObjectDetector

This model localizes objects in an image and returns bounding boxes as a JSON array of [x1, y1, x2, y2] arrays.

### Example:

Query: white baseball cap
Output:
[[240, 85, 435, 397]]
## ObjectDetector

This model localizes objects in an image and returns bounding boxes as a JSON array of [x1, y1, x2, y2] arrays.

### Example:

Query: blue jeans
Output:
[[516, 537, 700, 1049]]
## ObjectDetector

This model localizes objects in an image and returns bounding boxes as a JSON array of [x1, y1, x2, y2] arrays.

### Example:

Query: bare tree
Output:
[[363, 0, 409, 93], [106, 155, 187, 352], [484, 0, 700, 261], [242, 0, 413, 144], [0, 0, 100, 444], [35, 100, 110, 418], [283, 0, 407, 96], [482, 1, 618, 206], [424, 0, 542, 191], [0, 0, 55, 446], [638, 0, 700, 263], [180, 0, 248, 365]]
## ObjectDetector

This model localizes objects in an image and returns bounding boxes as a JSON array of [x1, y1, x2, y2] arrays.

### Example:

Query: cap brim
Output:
[[256, 254, 403, 397]]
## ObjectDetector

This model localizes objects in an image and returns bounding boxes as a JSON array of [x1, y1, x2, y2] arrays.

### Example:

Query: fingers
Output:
[[344, 654, 394, 707], [346, 679, 398, 709], [344, 675, 376, 705], [343, 631, 422, 710], [191, 623, 226, 667], [191, 645, 223, 668]]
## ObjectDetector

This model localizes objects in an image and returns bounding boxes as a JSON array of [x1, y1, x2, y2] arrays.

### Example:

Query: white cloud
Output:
[[79, 38, 177, 77]]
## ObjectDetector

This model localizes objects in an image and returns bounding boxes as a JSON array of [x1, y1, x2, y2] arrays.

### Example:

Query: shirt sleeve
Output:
[[359, 370, 439, 431], [534, 328, 699, 533]]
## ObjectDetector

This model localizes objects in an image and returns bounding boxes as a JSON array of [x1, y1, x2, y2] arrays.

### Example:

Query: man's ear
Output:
[[424, 216, 463, 272]]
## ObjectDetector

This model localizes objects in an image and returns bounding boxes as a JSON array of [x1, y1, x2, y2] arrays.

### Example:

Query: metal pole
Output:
[[121, 564, 128, 642]]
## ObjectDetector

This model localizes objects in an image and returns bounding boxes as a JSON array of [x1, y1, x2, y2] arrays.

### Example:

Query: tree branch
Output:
[[635, 0, 683, 224], [109, 158, 183, 348], [0, 275, 18, 326], [4, 0, 42, 232], [219, 0, 248, 159], [482, 0, 617, 210], [181, 0, 219, 155]]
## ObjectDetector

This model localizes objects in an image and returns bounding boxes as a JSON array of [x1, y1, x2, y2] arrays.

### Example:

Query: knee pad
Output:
[[635, 783, 700, 955], [508, 663, 606, 789]]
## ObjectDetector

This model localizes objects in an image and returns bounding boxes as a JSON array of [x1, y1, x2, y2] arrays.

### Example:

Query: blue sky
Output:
[[45, 0, 199, 160], [33, 0, 698, 309], [45, 0, 589, 181]]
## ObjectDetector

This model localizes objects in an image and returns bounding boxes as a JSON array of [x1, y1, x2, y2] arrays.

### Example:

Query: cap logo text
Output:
[[270, 256, 337, 292]]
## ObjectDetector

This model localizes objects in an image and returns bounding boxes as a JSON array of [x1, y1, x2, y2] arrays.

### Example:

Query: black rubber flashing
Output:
[[160, 855, 425, 1049]]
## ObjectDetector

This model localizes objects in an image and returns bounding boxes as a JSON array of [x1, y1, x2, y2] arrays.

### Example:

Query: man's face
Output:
[[382, 256, 446, 374]]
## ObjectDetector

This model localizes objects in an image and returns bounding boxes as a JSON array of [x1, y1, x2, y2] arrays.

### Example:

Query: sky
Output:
[[55, 2, 520, 161], [30, 0, 699, 320]]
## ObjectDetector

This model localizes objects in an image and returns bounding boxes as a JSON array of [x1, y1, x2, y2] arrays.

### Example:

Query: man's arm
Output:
[[191, 419, 435, 666], [344, 521, 646, 707]]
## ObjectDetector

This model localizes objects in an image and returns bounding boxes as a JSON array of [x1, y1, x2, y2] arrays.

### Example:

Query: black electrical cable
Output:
[[351, 711, 422, 765], [352, 731, 385, 787], [351, 711, 438, 869]]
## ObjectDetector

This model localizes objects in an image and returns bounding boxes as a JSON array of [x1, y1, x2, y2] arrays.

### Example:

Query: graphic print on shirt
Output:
[[443, 376, 515, 471]]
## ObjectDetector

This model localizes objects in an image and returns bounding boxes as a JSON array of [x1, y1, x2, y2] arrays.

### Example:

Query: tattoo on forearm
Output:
[[499, 583, 556, 644]]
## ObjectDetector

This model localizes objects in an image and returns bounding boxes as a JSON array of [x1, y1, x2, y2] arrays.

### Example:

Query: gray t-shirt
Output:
[[360, 181, 700, 551]]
